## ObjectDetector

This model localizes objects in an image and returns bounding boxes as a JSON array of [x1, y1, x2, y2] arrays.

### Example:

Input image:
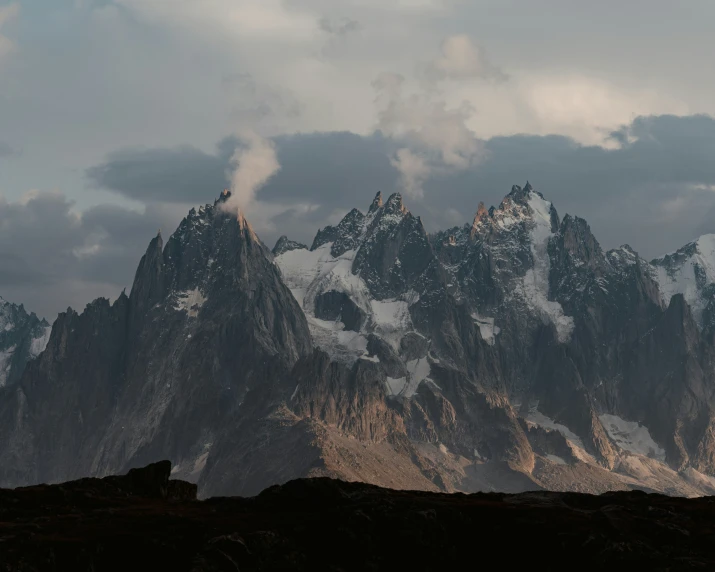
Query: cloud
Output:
[[222, 130, 281, 214], [88, 131, 397, 211], [366, 35, 506, 198], [372, 69, 483, 197], [220, 73, 303, 132], [390, 148, 429, 199], [82, 113, 715, 262], [421, 35, 508, 84], [516, 75, 689, 147], [86, 146, 229, 203], [0, 191, 175, 318]]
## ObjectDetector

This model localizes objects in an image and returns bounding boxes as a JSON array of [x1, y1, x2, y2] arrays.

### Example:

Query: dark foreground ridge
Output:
[[2, 462, 715, 571]]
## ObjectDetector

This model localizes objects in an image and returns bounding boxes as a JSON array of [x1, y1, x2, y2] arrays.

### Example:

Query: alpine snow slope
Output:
[[4, 184, 715, 497]]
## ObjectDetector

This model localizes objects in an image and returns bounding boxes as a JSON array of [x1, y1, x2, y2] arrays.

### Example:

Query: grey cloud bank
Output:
[[89, 113, 715, 249]]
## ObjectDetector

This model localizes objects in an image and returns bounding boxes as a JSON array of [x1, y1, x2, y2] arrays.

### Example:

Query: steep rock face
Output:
[[273, 193, 536, 492], [426, 183, 715, 490], [0, 296, 130, 486], [432, 183, 572, 395], [289, 350, 403, 442], [0, 297, 51, 388], [0, 191, 312, 489], [619, 294, 715, 470]]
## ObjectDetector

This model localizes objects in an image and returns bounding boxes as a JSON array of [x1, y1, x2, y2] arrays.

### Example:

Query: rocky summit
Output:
[[4, 184, 715, 498], [2, 462, 715, 572]]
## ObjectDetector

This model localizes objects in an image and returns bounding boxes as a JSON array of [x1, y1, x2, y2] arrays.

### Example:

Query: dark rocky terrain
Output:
[[1, 461, 715, 571]]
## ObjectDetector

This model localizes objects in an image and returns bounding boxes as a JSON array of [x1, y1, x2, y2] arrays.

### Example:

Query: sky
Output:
[[2, 0, 715, 318]]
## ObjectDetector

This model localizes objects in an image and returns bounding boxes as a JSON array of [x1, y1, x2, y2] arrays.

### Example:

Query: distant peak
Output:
[[273, 235, 308, 256], [524, 181, 533, 192], [369, 192, 383, 214]]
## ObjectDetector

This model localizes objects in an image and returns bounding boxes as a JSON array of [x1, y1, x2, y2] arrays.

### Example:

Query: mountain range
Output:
[[3, 183, 715, 497]]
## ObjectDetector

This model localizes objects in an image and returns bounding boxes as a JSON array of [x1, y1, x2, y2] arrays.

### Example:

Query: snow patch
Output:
[[290, 384, 300, 401], [360, 353, 380, 363], [385, 357, 431, 398], [599, 414, 666, 461], [520, 193, 574, 343], [681, 467, 715, 492], [546, 454, 567, 465], [190, 451, 210, 479], [471, 313, 500, 345], [525, 405, 585, 450], [371, 298, 412, 349], [175, 288, 207, 318], [386, 376, 407, 396], [29, 326, 52, 357], [275, 244, 416, 364], [404, 357, 430, 396]]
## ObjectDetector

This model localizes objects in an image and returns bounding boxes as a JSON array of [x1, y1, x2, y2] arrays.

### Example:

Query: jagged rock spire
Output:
[[470, 201, 490, 238], [369, 191, 383, 214], [216, 188, 232, 205], [384, 192, 407, 214]]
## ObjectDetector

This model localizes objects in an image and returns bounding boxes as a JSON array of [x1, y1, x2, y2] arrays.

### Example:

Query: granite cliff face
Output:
[[4, 185, 715, 497]]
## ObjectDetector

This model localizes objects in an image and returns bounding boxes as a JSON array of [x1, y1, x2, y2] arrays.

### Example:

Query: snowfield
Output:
[[275, 243, 416, 366], [599, 414, 666, 461]]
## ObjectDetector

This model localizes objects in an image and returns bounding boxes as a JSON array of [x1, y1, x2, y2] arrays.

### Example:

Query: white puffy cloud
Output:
[[372, 35, 490, 198], [224, 131, 281, 213], [390, 148, 430, 199]]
